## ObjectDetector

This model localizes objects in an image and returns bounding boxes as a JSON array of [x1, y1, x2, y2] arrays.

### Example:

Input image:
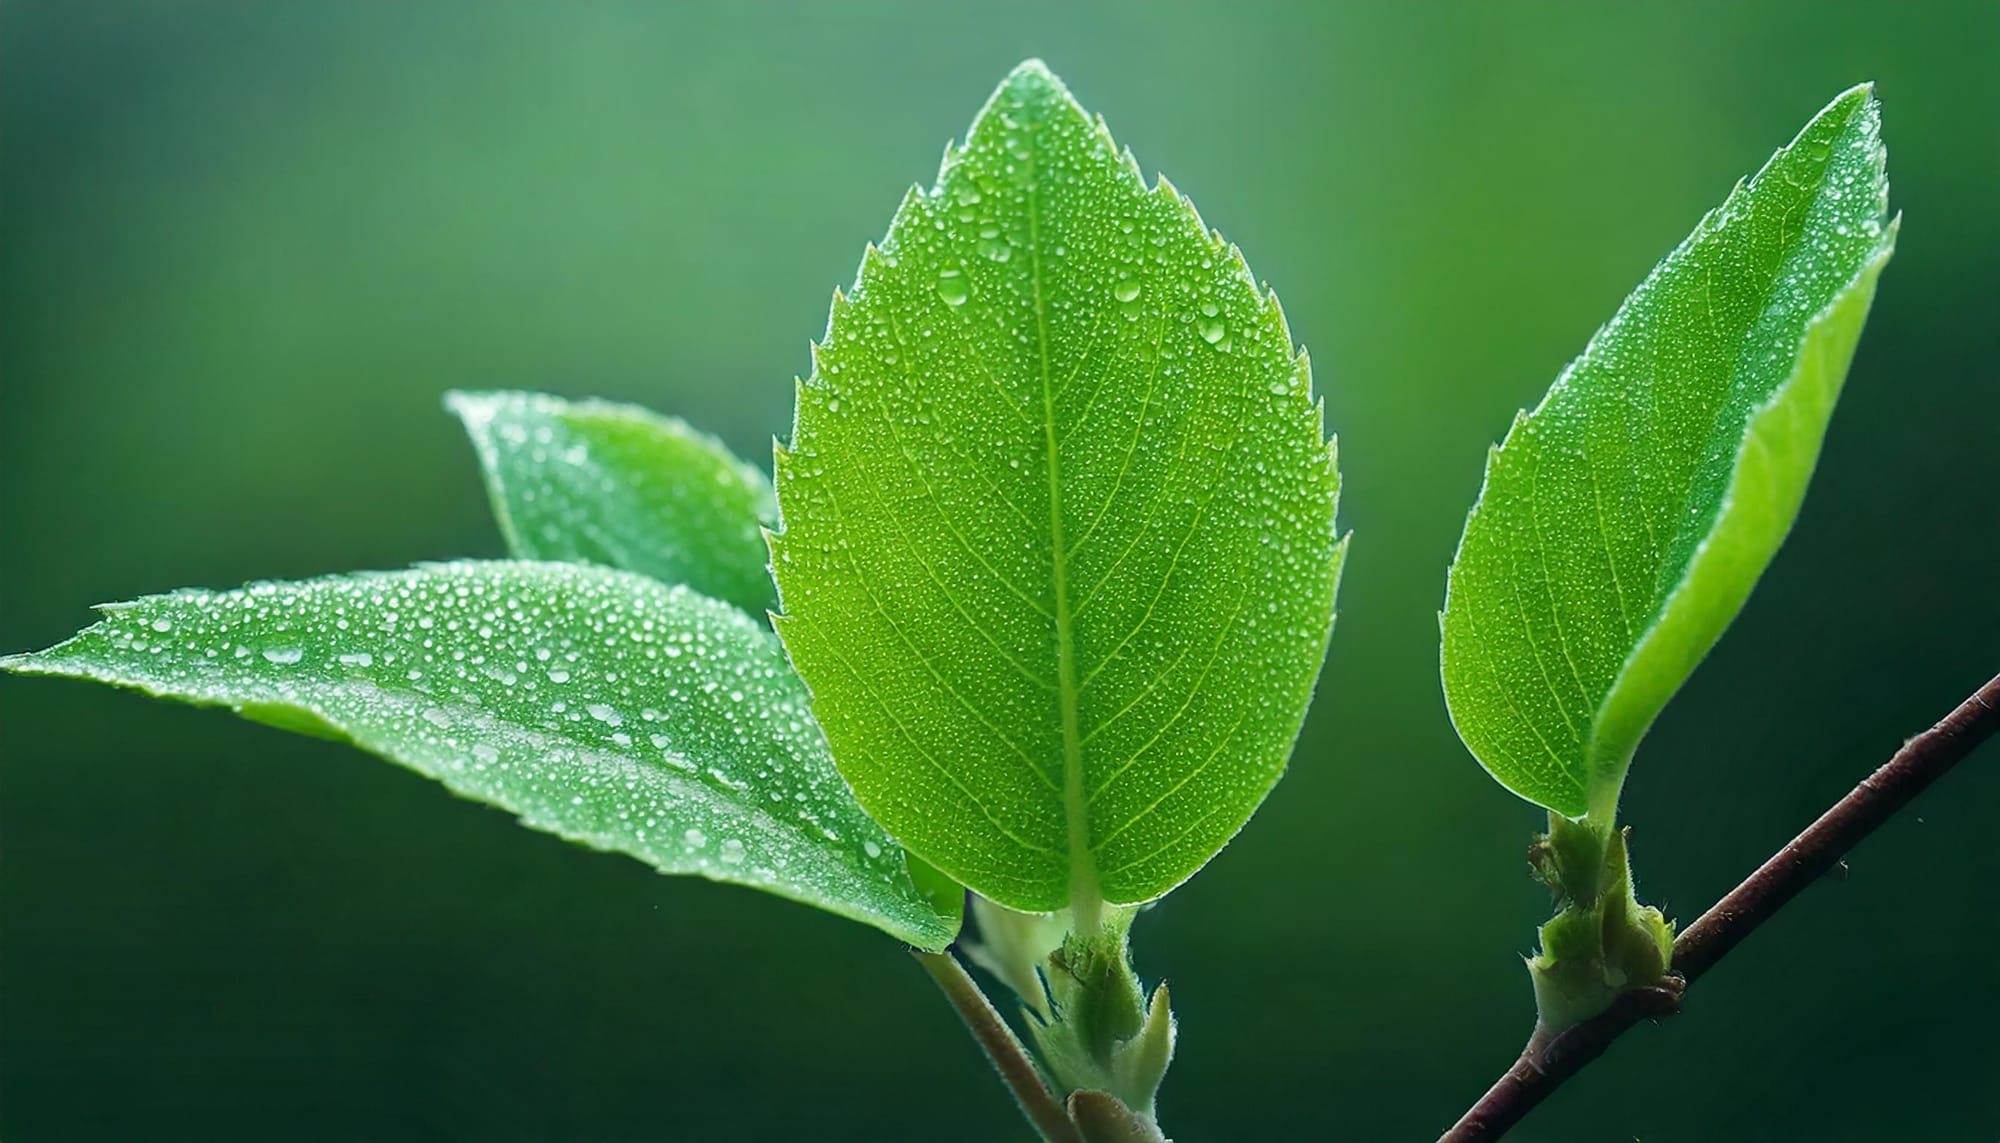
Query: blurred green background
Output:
[[2, 3, 1995, 1140]]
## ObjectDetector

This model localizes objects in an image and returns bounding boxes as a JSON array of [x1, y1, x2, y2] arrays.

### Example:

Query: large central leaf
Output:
[[769, 61, 1344, 912]]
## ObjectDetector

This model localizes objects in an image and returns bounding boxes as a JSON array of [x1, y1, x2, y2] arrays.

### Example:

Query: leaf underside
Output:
[[769, 61, 1344, 911], [1441, 85, 1896, 819], [448, 390, 780, 617], [3, 562, 956, 949]]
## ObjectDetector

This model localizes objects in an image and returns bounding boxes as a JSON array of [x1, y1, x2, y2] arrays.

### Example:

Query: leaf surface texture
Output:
[[450, 390, 779, 616], [770, 62, 1344, 910], [1442, 86, 1895, 818], [4, 561, 956, 948]]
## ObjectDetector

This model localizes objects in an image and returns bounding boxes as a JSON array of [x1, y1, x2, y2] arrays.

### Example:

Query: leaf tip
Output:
[[972, 59, 1081, 136], [1803, 80, 1885, 157], [442, 388, 503, 429], [1005, 57, 1061, 89]]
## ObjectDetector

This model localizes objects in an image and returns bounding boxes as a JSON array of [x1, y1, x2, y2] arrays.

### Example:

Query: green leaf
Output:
[[1441, 85, 1896, 821], [1, 561, 957, 949], [767, 60, 1344, 913], [448, 390, 779, 616]]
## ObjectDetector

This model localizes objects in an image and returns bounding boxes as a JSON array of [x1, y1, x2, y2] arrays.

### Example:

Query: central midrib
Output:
[[1020, 112, 1102, 926]]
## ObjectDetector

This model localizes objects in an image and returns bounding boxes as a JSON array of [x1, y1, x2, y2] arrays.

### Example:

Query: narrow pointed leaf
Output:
[[768, 61, 1344, 912], [1, 561, 956, 948], [1442, 85, 1896, 820], [448, 390, 779, 616]]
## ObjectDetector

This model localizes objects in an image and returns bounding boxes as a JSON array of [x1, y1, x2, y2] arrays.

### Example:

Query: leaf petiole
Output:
[[913, 949, 1081, 1143]]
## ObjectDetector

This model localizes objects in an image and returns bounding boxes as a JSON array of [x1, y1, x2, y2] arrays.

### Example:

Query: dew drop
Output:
[[935, 269, 970, 306], [262, 646, 303, 665]]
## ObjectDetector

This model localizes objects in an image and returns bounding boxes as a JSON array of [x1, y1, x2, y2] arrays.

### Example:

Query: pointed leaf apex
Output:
[[1006, 57, 1060, 86], [442, 389, 496, 422]]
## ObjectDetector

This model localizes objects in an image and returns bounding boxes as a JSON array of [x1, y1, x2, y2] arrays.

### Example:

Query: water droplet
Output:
[[718, 839, 748, 864], [262, 646, 303, 665], [935, 269, 970, 306], [863, 840, 883, 859], [1113, 279, 1141, 303], [1198, 316, 1228, 346], [683, 827, 707, 849]]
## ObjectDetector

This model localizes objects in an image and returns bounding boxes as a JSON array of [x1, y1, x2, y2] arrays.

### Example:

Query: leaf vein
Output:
[[1084, 587, 1248, 800], [1067, 317, 1168, 561], [806, 618, 1060, 859], [1090, 710, 1250, 860], [825, 476, 1061, 791]]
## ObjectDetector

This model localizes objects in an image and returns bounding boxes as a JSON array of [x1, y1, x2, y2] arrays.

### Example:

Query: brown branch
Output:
[[1440, 670, 2000, 1143], [914, 948, 1082, 1143]]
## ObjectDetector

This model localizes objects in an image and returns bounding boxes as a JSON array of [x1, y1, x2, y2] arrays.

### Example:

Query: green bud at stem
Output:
[[1526, 816, 1674, 1033]]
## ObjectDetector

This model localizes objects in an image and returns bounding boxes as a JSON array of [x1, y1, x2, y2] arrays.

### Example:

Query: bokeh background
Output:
[[3, 3, 1996, 1140]]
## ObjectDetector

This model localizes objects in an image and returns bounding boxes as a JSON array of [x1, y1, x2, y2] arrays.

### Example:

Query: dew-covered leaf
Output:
[[0, 561, 957, 948], [1442, 85, 1896, 821], [768, 61, 1344, 912], [449, 391, 779, 616]]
